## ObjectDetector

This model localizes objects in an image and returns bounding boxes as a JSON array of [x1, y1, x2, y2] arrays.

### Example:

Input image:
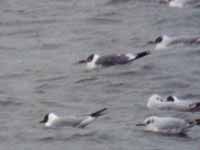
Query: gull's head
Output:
[[149, 94, 164, 102], [147, 94, 164, 108], [136, 116, 157, 127], [147, 36, 163, 44], [155, 36, 163, 44], [78, 54, 99, 63], [155, 35, 172, 50], [78, 54, 100, 70], [86, 54, 100, 70], [40, 113, 59, 127]]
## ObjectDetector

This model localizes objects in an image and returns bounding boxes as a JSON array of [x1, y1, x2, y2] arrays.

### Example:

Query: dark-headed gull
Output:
[[148, 35, 200, 49], [40, 108, 107, 128], [78, 50, 150, 70]]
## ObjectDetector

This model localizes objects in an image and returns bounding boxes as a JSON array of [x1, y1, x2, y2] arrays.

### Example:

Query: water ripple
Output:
[[75, 77, 98, 84], [36, 75, 68, 83]]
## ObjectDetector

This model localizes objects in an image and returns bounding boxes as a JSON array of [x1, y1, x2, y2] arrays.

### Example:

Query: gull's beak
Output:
[[39, 120, 44, 123], [159, 0, 169, 4], [147, 41, 155, 45], [77, 59, 87, 64], [136, 123, 146, 126]]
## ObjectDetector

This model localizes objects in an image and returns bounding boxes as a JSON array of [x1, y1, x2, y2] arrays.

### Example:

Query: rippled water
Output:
[[0, 0, 200, 149]]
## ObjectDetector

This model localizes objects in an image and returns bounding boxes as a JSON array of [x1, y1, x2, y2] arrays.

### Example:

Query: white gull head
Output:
[[40, 113, 59, 127], [86, 54, 100, 70], [155, 35, 172, 50]]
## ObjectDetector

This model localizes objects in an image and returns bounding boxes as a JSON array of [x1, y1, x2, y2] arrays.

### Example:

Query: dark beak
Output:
[[147, 41, 155, 45], [136, 123, 146, 126], [159, 0, 168, 4], [39, 120, 44, 123], [77, 59, 87, 64]]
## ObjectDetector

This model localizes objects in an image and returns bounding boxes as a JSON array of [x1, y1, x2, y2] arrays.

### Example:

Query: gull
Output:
[[40, 108, 107, 128], [136, 116, 200, 135], [147, 35, 200, 50], [147, 94, 200, 112], [78, 50, 150, 70], [159, 0, 188, 8]]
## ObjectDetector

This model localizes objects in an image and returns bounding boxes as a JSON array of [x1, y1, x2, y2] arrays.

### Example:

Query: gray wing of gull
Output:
[[55, 116, 85, 127], [96, 54, 133, 66], [155, 118, 192, 131], [171, 37, 200, 44], [159, 101, 191, 111]]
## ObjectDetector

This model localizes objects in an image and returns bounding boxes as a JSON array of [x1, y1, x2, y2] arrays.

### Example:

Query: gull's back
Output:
[[96, 54, 132, 66], [152, 117, 192, 134], [52, 116, 84, 127]]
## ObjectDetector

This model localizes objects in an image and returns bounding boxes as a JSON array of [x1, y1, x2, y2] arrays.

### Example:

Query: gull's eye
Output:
[[146, 120, 151, 124], [155, 36, 162, 43], [146, 119, 154, 125], [156, 97, 162, 102], [87, 54, 94, 62]]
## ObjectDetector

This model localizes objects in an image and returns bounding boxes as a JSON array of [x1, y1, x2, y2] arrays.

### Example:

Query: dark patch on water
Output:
[[164, 81, 190, 89], [106, 0, 132, 5], [0, 97, 22, 107], [181, 94, 200, 100], [86, 17, 122, 25], [75, 77, 98, 84], [0, 19, 63, 27], [38, 131, 98, 142], [0, 72, 27, 80], [36, 75, 68, 83]]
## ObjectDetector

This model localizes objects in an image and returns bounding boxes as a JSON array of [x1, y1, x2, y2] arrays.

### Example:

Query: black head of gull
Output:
[[40, 113, 49, 123], [148, 36, 163, 44], [39, 113, 59, 127], [78, 54, 97, 64], [155, 36, 163, 43]]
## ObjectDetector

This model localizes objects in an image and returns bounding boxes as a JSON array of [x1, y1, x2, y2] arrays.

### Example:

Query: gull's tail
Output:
[[190, 102, 200, 112], [132, 50, 151, 61], [90, 108, 107, 118]]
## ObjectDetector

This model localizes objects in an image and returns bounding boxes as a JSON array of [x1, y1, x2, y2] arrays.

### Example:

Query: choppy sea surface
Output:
[[0, 0, 200, 149]]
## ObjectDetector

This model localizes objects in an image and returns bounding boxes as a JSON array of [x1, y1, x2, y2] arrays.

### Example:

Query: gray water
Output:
[[0, 0, 200, 149]]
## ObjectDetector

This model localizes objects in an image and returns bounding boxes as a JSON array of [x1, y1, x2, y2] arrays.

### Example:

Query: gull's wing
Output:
[[58, 116, 84, 127], [155, 117, 191, 132], [96, 54, 132, 66]]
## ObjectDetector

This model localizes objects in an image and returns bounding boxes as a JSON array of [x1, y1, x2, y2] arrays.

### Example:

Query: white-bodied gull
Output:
[[40, 108, 107, 128], [136, 116, 200, 135], [147, 94, 200, 112]]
